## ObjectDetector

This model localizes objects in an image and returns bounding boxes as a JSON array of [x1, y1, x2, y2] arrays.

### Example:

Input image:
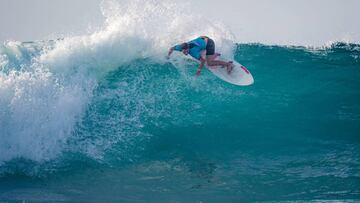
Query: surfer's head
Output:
[[181, 43, 189, 55]]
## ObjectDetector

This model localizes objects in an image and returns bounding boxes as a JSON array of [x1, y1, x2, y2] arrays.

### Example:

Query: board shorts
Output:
[[205, 38, 215, 55]]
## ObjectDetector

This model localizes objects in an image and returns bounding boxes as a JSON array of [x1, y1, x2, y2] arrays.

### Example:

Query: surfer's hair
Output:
[[181, 43, 189, 50]]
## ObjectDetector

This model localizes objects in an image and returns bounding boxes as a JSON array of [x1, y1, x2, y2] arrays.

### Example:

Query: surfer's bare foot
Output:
[[227, 61, 234, 74]]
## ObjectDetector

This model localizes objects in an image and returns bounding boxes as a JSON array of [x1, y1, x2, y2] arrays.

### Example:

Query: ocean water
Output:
[[1, 1, 360, 202]]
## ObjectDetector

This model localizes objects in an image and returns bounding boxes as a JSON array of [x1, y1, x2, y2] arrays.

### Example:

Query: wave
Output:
[[0, 0, 236, 164], [0, 0, 359, 178]]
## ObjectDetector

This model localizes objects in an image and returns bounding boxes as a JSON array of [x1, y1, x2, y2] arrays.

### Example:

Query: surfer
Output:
[[167, 36, 234, 76]]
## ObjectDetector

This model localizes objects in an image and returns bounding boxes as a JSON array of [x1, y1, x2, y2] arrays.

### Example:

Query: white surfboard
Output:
[[206, 56, 254, 86]]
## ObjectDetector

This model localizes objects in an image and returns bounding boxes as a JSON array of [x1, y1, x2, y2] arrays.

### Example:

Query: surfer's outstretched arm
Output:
[[167, 47, 175, 59]]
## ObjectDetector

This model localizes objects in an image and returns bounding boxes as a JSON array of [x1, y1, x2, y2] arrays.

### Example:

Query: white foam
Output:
[[0, 68, 94, 162]]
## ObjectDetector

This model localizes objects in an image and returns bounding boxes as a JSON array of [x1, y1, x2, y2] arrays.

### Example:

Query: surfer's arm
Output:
[[167, 47, 175, 59], [167, 45, 183, 59], [196, 51, 207, 76]]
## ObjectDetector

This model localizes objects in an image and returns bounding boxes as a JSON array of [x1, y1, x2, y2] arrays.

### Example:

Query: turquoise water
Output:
[[1, 41, 359, 202], [0, 1, 360, 202]]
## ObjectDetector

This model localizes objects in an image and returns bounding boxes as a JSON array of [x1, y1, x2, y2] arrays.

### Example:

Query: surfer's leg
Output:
[[206, 58, 229, 67], [206, 54, 218, 61], [205, 38, 233, 72], [227, 61, 234, 73], [205, 38, 232, 68], [207, 57, 233, 67]]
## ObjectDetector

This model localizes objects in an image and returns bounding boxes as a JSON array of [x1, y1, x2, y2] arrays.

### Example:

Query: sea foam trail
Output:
[[0, 0, 235, 163]]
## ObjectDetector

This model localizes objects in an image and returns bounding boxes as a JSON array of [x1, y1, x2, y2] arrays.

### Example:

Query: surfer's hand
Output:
[[196, 69, 201, 76]]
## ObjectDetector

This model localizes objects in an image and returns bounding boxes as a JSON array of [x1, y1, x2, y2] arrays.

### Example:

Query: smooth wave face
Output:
[[1, 0, 360, 202]]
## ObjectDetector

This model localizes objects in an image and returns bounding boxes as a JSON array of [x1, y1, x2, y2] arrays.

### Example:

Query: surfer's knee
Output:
[[206, 57, 215, 65]]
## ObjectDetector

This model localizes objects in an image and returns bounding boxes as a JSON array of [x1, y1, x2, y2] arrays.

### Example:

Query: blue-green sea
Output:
[[1, 1, 360, 201], [1, 40, 359, 202]]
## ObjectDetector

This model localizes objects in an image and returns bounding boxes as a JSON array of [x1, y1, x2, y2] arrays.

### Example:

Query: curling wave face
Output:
[[0, 0, 235, 163]]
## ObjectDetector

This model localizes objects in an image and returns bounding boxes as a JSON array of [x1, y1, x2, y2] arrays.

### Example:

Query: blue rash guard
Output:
[[174, 37, 207, 60]]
